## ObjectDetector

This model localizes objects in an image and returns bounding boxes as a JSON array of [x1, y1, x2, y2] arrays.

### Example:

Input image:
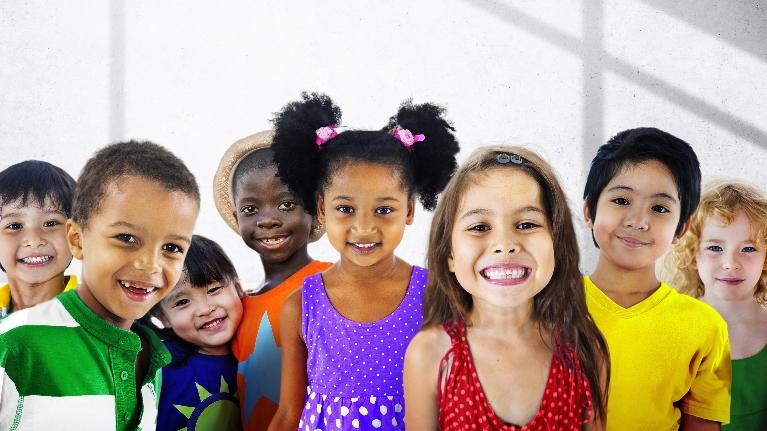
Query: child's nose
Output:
[[722, 254, 741, 270], [22, 232, 47, 247], [134, 249, 161, 274], [623, 207, 649, 231], [351, 213, 376, 234], [492, 230, 518, 254], [256, 211, 282, 229]]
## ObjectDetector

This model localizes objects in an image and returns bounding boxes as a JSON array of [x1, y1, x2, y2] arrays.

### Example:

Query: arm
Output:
[[267, 290, 307, 431], [403, 328, 446, 431], [582, 353, 608, 431], [679, 414, 721, 431]]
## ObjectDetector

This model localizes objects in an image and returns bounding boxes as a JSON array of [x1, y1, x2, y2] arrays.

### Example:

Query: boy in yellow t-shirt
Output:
[[582, 128, 731, 430], [0, 160, 78, 318]]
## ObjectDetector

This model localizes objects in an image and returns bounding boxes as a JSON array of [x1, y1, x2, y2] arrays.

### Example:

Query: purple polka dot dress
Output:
[[298, 266, 426, 430]]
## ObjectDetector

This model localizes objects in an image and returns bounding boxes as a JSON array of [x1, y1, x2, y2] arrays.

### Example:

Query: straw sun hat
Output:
[[212, 130, 324, 242]]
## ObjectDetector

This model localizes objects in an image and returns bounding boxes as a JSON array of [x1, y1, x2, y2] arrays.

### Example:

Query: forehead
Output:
[[326, 162, 407, 196], [458, 168, 543, 213], [701, 211, 757, 238], [94, 176, 198, 223], [605, 160, 678, 196], [233, 165, 288, 197], [0, 196, 64, 217]]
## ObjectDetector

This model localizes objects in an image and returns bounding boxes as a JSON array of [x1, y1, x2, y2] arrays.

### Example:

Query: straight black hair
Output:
[[0, 160, 76, 216], [583, 127, 701, 240]]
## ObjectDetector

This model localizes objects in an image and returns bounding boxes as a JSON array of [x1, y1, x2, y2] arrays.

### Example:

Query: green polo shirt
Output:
[[0, 290, 170, 430]]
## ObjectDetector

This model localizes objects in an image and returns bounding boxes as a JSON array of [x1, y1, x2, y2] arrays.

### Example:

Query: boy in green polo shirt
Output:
[[0, 141, 200, 430]]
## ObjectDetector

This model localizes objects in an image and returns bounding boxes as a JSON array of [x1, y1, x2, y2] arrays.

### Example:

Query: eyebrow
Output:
[[458, 206, 544, 221], [331, 195, 401, 203], [606, 185, 677, 203], [1, 209, 67, 219], [108, 221, 191, 244]]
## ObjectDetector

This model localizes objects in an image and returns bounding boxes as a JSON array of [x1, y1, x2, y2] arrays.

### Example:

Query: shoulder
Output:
[[662, 284, 727, 327], [406, 325, 452, 371], [1, 297, 77, 337]]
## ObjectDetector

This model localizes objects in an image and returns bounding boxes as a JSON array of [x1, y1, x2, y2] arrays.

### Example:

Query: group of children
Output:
[[0, 92, 764, 431]]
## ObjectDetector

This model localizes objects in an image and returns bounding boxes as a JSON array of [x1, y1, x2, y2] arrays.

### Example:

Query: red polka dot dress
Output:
[[437, 321, 593, 430]]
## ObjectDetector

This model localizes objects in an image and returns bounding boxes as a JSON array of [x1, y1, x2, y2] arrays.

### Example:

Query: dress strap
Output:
[[437, 320, 466, 404]]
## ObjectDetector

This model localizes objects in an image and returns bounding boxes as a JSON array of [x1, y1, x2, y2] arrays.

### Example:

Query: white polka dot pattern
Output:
[[298, 266, 427, 430]]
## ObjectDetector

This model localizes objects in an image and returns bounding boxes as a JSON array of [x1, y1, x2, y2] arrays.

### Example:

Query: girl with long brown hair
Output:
[[404, 146, 609, 430]]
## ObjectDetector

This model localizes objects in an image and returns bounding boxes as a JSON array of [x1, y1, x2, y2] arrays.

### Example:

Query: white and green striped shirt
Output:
[[0, 290, 170, 430]]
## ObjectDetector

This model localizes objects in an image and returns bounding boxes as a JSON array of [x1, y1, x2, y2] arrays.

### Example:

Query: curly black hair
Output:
[[73, 140, 200, 227], [271, 92, 460, 215]]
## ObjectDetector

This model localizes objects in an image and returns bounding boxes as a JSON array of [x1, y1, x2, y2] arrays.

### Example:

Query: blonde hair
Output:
[[666, 179, 767, 304]]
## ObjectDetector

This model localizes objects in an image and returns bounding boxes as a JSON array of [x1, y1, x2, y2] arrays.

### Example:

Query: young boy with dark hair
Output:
[[0, 160, 77, 318], [582, 127, 731, 430], [0, 141, 200, 430]]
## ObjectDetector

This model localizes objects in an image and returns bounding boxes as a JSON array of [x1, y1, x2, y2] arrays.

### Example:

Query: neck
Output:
[[333, 253, 401, 287], [198, 345, 231, 356], [76, 284, 133, 330], [468, 298, 539, 338], [8, 274, 69, 313], [591, 256, 660, 295], [259, 247, 312, 292], [702, 294, 765, 324]]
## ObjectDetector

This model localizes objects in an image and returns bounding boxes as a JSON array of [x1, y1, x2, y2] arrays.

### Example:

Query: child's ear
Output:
[[66, 219, 84, 260], [316, 194, 326, 225], [158, 313, 171, 329], [406, 197, 415, 225], [447, 251, 455, 273], [672, 220, 692, 245], [582, 199, 594, 229]]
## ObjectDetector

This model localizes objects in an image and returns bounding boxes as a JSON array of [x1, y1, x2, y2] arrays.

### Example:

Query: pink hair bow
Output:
[[315, 125, 338, 147], [389, 125, 425, 149]]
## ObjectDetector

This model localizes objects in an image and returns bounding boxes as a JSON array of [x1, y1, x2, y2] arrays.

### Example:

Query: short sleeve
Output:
[[0, 333, 22, 428], [680, 315, 732, 424]]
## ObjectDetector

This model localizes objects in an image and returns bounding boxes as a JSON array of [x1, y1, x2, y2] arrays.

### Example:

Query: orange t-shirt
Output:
[[233, 261, 331, 431]]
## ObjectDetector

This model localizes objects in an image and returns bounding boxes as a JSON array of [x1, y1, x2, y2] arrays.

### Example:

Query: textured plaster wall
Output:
[[1, 1, 765, 287]]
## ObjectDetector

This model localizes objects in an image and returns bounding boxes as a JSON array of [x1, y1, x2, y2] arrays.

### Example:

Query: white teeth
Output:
[[201, 318, 224, 329], [354, 243, 376, 248], [260, 237, 286, 245], [21, 256, 52, 264], [483, 267, 527, 280], [120, 281, 156, 293]]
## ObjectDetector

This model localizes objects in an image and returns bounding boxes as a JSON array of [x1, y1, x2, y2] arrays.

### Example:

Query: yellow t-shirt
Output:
[[584, 275, 731, 430], [0, 275, 78, 318]]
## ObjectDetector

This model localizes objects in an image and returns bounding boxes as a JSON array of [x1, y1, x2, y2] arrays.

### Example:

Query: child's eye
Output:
[[43, 220, 61, 228], [241, 205, 258, 215], [742, 246, 758, 253], [208, 285, 223, 295], [278, 201, 296, 211], [116, 233, 137, 244], [517, 222, 540, 230], [5, 222, 22, 231], [173, 298, 190, 308], [706, 245, 723, 252], [375, 207, 394, 215], [336, 205, 354, 214], [468, 224, 490, 233], [652, 205, 670, 214], [163, 243, 183, 254], [611, 197, 630, 206]]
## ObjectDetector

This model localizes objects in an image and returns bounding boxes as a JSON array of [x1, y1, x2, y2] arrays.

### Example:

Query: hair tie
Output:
[[389, 125, 425, 149], [315, 125, 338, 147], [496, 153, 524, 165]]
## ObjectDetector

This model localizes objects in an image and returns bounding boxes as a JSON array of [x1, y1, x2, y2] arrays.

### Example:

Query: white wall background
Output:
[[1, 1, 765, 288]]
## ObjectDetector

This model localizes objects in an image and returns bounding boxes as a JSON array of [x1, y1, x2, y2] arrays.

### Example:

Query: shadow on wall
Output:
[[460, 0, 767, 162]]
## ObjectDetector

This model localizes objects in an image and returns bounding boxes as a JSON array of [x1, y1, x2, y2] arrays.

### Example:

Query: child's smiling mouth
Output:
[[256, 234, 290, 249], [119, 280, 159, 301], [18, 255, 54, 266], [479, 264, 531, 285], [349, 242, 380, 255], [199, 316, 227, 331]]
